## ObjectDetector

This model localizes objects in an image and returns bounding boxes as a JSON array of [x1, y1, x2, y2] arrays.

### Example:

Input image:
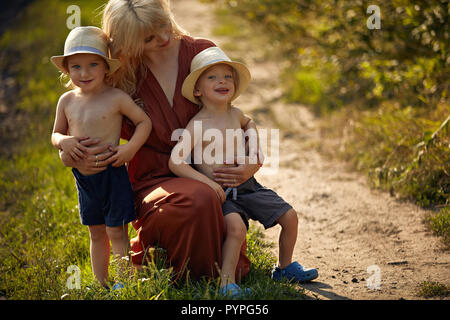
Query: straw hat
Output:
[[182, 46, 251, 104], [51, 26, 121, 75]]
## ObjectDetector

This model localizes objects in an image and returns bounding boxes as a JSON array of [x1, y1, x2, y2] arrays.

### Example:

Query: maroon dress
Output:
[[121, 35, 251, 281]]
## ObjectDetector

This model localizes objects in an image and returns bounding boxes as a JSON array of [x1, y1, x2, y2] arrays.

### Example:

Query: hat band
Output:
[[67, 46, 106, 57]]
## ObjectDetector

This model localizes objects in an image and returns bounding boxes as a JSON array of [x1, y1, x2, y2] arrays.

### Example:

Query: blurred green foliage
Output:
[[0, 0, 104, 113], [205, 0, 449, 114]]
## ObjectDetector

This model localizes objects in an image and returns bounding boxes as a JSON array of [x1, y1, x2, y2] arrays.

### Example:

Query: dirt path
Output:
[[171, 0, 450, 300]]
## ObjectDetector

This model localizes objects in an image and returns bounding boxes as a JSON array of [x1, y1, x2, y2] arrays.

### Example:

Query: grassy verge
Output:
[[0, 0, 308, 300], [417, 281, 450, 299], [425, 207, 450, 248], [319, 102, 449, 248]]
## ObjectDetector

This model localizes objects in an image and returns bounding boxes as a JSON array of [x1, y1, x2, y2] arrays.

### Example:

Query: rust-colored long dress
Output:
[[121, 36, 251, 281]]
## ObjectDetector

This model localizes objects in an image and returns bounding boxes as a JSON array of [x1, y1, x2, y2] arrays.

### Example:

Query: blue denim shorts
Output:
[[72, 165, 136, 227], [222, 177, 293, 230]]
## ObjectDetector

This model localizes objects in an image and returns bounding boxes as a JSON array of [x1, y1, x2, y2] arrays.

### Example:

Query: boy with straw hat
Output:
[[50, 26, 152, 289], [169, 47, 318, 297]]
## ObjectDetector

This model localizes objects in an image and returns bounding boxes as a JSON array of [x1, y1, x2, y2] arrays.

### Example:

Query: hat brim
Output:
[[182, 61, 251, 104], [50, 51, 121, 75]]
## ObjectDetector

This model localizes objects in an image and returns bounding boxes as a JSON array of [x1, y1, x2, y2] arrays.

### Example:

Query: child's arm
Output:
[[169, 120, 226, 203], [110, 92, 152, 167], [51, 92, 89, 161], [234, 107, 264, 166]]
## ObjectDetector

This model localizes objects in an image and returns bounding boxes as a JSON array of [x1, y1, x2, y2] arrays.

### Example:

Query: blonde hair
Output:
[[102, 0, 187, 96]]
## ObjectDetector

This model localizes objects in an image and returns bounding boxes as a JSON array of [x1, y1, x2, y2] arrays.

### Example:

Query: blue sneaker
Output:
[[219, 283, 252, 298], [272, 262, 318, 283], [112, 282, 125, 291]]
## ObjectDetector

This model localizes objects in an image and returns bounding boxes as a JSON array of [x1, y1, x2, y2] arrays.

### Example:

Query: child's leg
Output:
[[106, 224, 129, 258], [276, 208, 298, 269], [88, 224, 110, 286], [221, 213, 247, 287], [106, 224, 130, 281]]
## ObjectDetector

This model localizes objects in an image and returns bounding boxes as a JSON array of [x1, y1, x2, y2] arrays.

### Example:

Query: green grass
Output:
[[425, 207, 450, 248], [342, 104, 448, 207], [0, 0, 308, 300], [1, 158, 308, 301], [417, 281, 450, 299]]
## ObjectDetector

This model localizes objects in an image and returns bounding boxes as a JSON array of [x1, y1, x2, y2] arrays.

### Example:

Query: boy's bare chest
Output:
[[199, 113, 242, 136], [196, 113, 245, 155], [65, 97, 121, 133]]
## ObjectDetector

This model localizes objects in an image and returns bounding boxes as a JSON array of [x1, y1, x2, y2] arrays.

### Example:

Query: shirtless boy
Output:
[[50, 26, 151, 288]]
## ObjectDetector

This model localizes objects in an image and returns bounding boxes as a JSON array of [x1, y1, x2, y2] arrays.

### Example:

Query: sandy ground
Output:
[[171, 0, 450, 300]]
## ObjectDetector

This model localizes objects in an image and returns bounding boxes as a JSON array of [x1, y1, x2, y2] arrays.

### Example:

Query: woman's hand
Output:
[[212, 156, 262, 188], [59, 137, 116, 174]]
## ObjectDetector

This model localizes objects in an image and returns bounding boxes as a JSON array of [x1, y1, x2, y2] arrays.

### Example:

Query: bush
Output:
[[206, 0, 449, 114]]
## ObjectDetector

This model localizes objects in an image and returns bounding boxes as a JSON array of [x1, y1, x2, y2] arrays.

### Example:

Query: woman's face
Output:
[[143, 22, 174, 54]]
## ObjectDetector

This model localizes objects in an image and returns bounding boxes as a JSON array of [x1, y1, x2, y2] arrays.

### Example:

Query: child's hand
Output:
[[109, 144, 135, 167], [59, 136, 89, 161], [206, 180, 227, 204]]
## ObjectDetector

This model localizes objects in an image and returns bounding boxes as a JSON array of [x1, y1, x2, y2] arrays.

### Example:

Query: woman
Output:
[[60, 0, 261, 281]]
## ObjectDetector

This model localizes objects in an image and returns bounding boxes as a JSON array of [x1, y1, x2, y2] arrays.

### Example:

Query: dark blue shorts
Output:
[[72, 165, 136, 227], [222, 177, 293, 230]]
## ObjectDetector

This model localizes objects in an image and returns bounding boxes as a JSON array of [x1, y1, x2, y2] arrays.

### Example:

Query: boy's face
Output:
[[66, 53, 108, 92], [194, 64, 236, 107]]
